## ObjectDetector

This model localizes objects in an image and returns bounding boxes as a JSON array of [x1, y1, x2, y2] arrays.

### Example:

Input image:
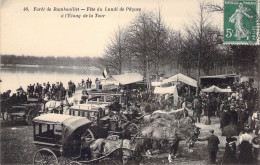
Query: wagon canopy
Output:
[[162, 73, 197, 87], [33, 114, 92, 142]]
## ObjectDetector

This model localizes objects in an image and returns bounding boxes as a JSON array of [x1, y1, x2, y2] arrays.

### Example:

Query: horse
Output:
[[148, 116, 195, 128], [150, 108, 188, 121], [88, 138, 139, 164], [140, 123, 200, 158]]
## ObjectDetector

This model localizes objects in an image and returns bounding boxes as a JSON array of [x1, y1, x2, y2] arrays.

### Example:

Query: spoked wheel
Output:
[[82, 129, 95, 144], [33, 148, 58, 165], [125, 123, 139, 137], [68, 161, 81, 165], [25, 109, 35, 125], [58, 156, 71, 165]]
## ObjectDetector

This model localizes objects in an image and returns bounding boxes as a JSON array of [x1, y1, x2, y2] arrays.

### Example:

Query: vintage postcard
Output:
[[1, 0, 259, 165]]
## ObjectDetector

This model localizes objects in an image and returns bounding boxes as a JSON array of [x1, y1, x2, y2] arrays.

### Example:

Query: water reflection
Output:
[[0, 66, 102, 93]]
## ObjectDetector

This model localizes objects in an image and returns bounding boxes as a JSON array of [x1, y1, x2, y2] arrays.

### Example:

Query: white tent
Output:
[[110, 73, 143, 85], [239, 76, 253, 83], [154, 85, 178, 105], [201, 85, 232, 93], [151, 81, 162, 87], [162, 73, 197, 87]]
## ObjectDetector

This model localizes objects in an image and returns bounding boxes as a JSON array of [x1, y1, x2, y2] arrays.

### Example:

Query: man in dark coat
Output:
[[220, 109, 231, 129], [198, 129, 220, 164]]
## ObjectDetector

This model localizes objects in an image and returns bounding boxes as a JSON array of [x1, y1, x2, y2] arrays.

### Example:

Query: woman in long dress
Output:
[[222, 137, 238, 164]]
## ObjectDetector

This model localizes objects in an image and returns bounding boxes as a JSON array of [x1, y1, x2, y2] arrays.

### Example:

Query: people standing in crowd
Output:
[[252, 110, 260, 134], [222, 137, 238, 164], [238, 128, 254, 164], [95, 78, 100, 90], [252, 136, 259, 164], [89, 79, 92, 89], [198, 129, 220, 164], [86, 78, 90, 88], [81, 79, 85, 88], [192, 96, 202, 123]]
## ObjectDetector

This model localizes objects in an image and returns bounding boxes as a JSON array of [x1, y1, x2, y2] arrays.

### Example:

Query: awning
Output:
[[200, 74, 237, 79], [239, 76, 253, 83], [201, 85, 232, 93], [110, 73, 143, 85], [154, 86, 179, 105], [100, 77, 120, 85], [154, 85, 177, 94], [162, 73, 197, 87], [151, 81, 162, 87]]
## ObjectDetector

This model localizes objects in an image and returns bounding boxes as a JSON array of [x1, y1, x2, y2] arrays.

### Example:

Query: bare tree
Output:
[[101, 26, 128, 74]]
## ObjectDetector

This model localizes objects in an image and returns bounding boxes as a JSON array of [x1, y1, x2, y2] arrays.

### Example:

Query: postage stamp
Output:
[[224, 0, 259, 44]]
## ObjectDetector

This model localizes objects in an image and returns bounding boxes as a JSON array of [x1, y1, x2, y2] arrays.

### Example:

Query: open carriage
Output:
[[32, 113, 139, 165]]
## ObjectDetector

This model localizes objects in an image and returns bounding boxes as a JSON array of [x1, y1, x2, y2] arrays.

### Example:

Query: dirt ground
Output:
[[0, 115, 231, 165]]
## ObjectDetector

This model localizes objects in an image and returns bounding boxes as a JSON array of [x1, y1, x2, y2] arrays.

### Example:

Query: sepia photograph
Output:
[[0, 0, 259, 164]]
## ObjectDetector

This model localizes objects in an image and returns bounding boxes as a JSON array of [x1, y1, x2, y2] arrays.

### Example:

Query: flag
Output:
[[103, 67, 109, 78]]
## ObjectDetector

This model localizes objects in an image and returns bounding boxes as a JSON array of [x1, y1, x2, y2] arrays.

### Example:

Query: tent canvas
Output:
[[100, 77, 119, 86], [110, 73, 143, 85], [239, 76, 253, 83], [154, 85, 178, 105], [162, 73, 197, 87], [151, 81, 162, 87], [201, 85, 232, 93]]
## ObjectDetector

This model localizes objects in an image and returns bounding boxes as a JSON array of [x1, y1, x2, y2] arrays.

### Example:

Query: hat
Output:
[[209, 129, 214, 133], [252, 137, 259, 148], [226, 137, 237, 143]]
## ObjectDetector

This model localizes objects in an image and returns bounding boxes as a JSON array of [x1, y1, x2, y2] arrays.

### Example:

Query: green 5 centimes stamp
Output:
[[224, 0, 259, 44]]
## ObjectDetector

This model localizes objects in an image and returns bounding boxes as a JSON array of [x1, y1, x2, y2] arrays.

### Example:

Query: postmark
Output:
[[224, 0, 259, 44]]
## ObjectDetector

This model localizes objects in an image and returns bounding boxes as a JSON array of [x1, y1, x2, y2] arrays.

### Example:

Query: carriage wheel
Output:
[[82, 129, 95, 144], [58, 156, 71, 165], [25, 109, 35, 125], [33, 148, 58, 165], [125, 123, 139, 137]]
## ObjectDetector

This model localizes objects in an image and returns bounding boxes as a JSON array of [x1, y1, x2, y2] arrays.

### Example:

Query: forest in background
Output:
[[1, 55, 103, 69]]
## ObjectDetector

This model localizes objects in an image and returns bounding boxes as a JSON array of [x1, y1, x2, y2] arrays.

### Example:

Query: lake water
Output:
[[0, 66, 102, 93]]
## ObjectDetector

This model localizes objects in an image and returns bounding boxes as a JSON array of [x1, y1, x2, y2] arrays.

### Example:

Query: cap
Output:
[[209, 129, 214, 133]]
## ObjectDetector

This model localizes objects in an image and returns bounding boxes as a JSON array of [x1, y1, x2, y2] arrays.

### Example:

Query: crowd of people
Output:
[[191, 80, 260, 164], [0, 75, 259, 164]]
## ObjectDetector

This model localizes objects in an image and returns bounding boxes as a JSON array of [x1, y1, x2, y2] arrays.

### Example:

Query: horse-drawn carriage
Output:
[[32, 113, 139, 165], [68, 103, 140, 140], [1, 95, 43, 124]]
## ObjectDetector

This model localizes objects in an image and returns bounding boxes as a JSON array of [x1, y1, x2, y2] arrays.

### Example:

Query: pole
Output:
[[196, 52, 200, 96]]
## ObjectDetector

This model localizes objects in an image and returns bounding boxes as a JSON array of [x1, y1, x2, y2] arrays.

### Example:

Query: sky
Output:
[[1, 0, 223, 58]]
